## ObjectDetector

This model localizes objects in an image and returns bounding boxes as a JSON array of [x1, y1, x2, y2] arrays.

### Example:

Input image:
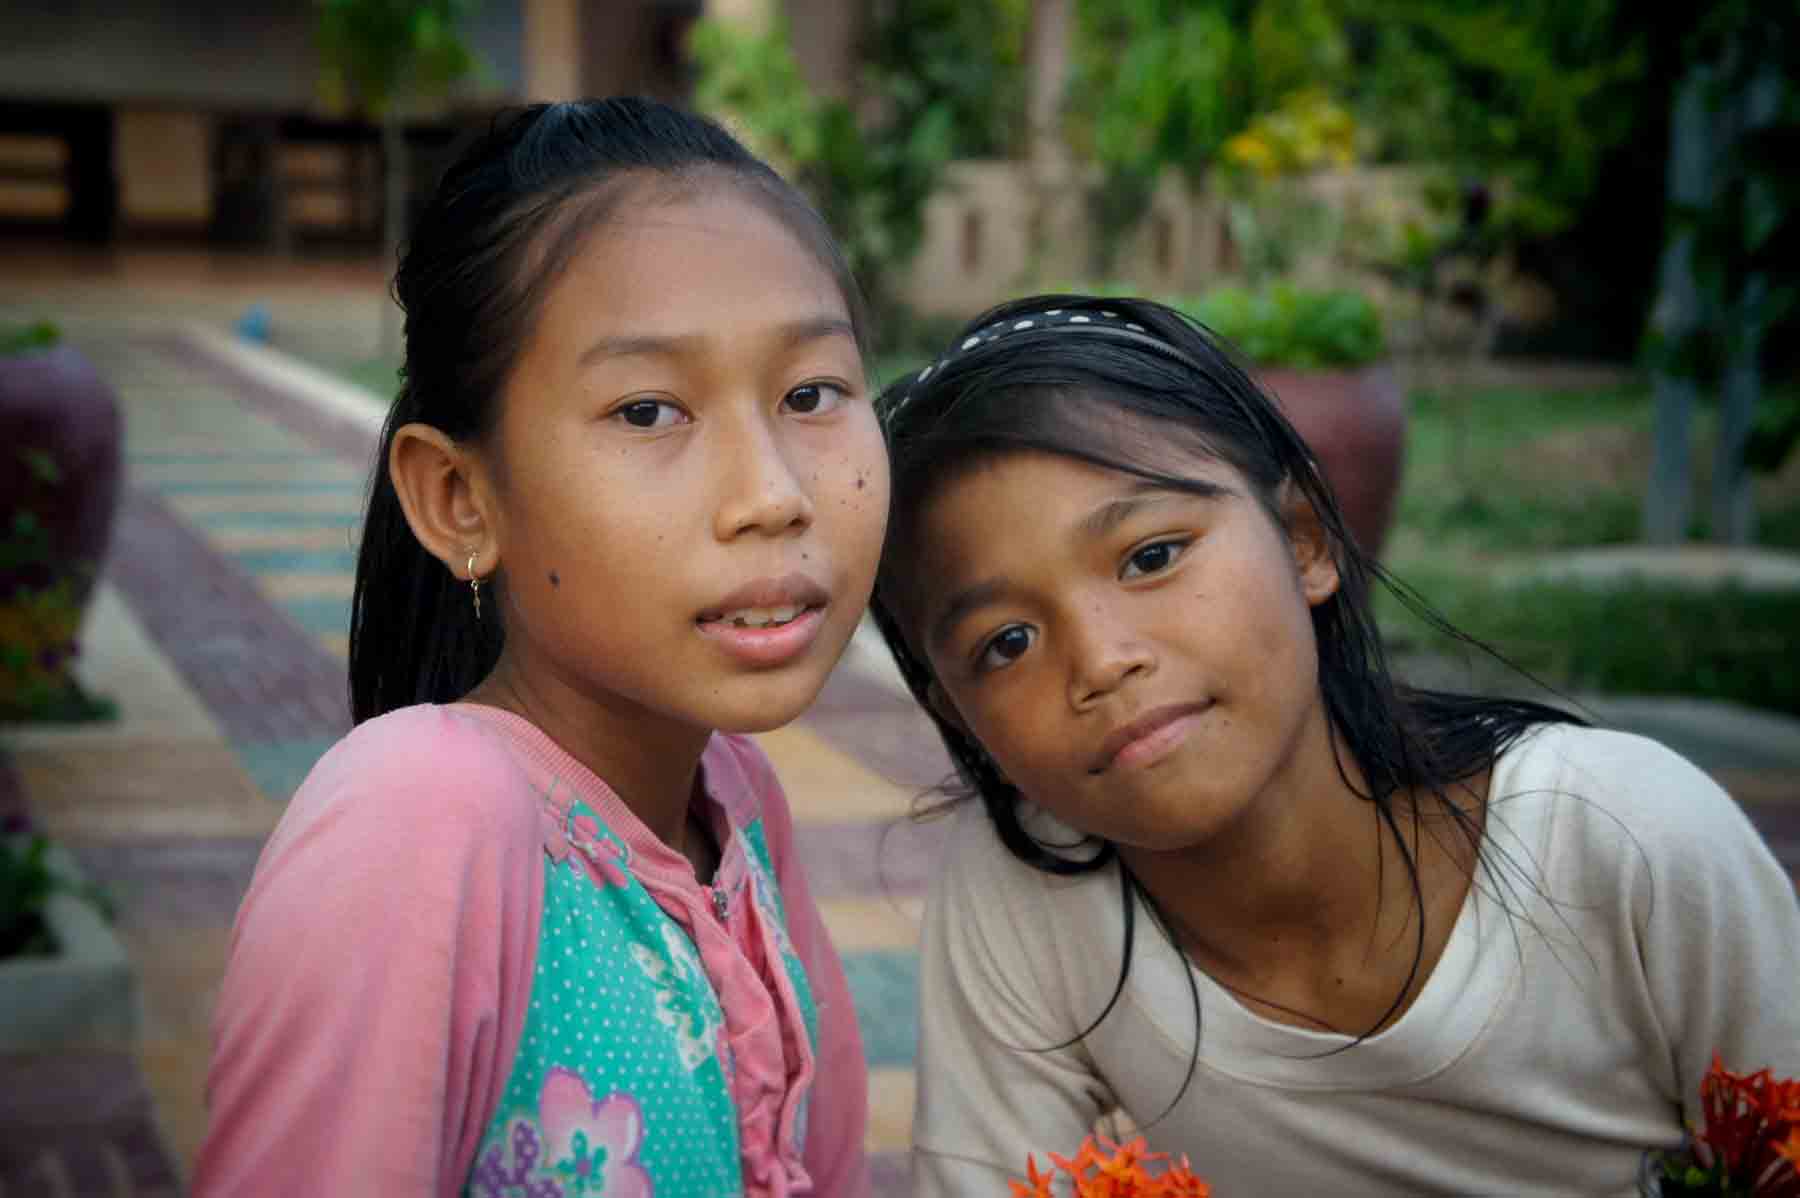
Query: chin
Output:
[[705, 675, 828, 735]]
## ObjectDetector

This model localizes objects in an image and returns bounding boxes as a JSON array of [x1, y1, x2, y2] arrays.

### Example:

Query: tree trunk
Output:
[[1643, 65, 1716, 545], [381, 115, 407, 359], [1708, 56, 1783, 546], [1026, 0, 1071, 177], [1024, 0, 1071, 283], [1712, 274, 1766, 544]]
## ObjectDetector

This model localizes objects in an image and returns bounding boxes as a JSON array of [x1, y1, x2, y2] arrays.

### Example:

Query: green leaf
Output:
[[0, 321, 61, 356], [18, 449, 60, 485]]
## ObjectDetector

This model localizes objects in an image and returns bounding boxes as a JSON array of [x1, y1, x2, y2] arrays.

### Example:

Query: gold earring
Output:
[[466, 549, 483, 620]]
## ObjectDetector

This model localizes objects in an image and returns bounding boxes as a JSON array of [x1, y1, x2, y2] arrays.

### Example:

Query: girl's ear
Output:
[[388, 422, 500, 580], [1280, 480, 1341, 607]]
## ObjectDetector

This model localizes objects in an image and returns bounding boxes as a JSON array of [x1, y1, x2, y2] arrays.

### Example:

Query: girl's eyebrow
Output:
[[578, 316, 855, 366], [930, 578, 1009, 653], [1075, 480, 1230, 540]]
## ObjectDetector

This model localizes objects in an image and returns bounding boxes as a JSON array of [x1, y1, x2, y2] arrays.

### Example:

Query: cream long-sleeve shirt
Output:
[[912, 724, 1800, 1196]]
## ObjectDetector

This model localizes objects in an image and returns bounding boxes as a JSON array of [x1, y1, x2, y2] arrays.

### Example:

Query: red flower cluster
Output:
[[1010, 1135, 1211, 1197], [1660, 1054, 1800, 1195]]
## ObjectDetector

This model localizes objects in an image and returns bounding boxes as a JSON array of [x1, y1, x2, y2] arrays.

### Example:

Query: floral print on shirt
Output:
[[630, 922, 722, 1072], [470, 1072, 652, 1198]]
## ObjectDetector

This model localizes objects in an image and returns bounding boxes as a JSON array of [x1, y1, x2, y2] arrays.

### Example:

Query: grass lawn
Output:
[[1379, 385, 1800, 715]]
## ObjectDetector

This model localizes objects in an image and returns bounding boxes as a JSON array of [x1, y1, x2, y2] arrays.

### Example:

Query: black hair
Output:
[[349, 97, 868, 725], [870, 293, 1581, 1074]]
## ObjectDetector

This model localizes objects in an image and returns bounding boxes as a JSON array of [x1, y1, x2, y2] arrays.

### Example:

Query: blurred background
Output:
[[1, 1, 1795, 1194]]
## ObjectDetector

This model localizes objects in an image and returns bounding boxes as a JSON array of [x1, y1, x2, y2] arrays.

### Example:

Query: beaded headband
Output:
[[881, 301, 1324, 478], [885, 304, 1208, 427]]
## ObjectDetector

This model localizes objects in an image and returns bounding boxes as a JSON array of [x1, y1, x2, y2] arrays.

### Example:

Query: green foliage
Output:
[[1177, 283, 1385, 368], [1389, 572, 1800, 717], [1648, 13, 1800, 366], [1341, 0, 1645, 237], [1071, 0, 1251, 184], [1381, 383, 1800, 715], [1, 834, 115, 960], [316, 0, 484, 117], [1747, 388, 1800, 473], [0, 835, 56, 958], [0, 322, 61, 357], [691, 12, 992, 336], [864, 0, 1029, 161], [690, 18, 822, 163], [1, 448, 115, 724]]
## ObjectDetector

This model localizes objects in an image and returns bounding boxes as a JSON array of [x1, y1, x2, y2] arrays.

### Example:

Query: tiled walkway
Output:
[[4, 251, 1797, 1196], [1, 289, 950, 1194]]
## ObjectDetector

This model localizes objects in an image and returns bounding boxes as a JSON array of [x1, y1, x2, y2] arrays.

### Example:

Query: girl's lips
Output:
[[697, 572, 829, 622], [696, 605, 826, 668], [1090, 702, 1212, 773]]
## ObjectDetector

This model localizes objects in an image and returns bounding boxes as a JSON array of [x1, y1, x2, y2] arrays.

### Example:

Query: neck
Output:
[[1122, 747, 1388, 969], [1119, 717, 1484, 1033], [466, 650, 712, 851]]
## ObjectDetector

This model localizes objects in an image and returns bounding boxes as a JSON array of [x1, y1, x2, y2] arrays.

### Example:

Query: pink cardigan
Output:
[[194, 704, 871, 1196]]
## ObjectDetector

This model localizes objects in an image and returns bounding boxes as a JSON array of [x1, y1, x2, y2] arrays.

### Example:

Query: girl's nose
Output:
[[713, 415, 814, 540], [1067, 607, 1154, 710]]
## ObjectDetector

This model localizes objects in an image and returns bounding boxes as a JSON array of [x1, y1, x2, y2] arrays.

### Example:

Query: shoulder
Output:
[[1493, 722, 1773, 897], [271, 704, 544, 864], [1496, 722, 1736, 844], [930, 800, 1116, 947]]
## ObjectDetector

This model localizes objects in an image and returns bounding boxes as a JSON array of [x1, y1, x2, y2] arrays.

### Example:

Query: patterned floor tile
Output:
[[843, 951, 921, 1069], [224, 547, 358, 574], [11, 743, 277, 842], [0, 1053, 182, 1197], [232, 738, 339, 804], [754, 723, 925, 824], [793, 818, 951, 901], [818, 896, 926, 952], [866, 1068, 918, 1155], [107, 489, 349, 748]]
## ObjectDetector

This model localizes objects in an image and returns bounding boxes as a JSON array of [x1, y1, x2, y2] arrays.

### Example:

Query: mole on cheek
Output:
[[548, 570, 560, 588], [856, 475, 866, 491]]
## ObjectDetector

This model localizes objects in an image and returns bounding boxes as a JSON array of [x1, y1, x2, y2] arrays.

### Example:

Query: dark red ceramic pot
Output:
[[1256, 362, 1406, 560]]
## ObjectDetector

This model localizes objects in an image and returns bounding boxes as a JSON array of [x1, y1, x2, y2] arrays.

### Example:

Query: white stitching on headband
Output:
[[886, 306, 1199, 424]]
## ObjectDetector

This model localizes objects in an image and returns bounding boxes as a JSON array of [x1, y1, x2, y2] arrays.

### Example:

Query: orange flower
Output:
[[1010, 1134, 1211, 1198], [1687, 1053, 1800, 1195], [1009, 1155, 1054, 1198]]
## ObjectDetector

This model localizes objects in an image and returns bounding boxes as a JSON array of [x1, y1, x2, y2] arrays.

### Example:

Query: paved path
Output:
[[2, 252, 1795, 1196], [0, 288, 951, 1194]]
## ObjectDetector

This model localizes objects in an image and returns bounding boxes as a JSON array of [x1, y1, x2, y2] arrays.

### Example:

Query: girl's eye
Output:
[[616, 399, 687, 429], [975, 625, 1035, 672], [782, 382, 849, 416], [1121, 539, 1188, 580]]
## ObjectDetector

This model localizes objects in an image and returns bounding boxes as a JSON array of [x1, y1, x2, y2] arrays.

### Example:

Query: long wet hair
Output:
[[349, 97, 867, 725], [870, 293, 1580, 1057]]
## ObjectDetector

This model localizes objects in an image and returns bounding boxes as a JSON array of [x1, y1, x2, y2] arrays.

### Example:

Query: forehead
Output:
[[534, 184, 849, 339]]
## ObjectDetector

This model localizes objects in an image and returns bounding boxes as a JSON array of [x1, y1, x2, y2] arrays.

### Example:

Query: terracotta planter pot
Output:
[[1255, 361, 1407, 559]]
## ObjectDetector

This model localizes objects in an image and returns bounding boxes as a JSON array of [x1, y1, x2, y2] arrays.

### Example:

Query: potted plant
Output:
[[0, 320, 121, 722], [1177, 284, 1404, 558], [0, 822, 134, 1052]]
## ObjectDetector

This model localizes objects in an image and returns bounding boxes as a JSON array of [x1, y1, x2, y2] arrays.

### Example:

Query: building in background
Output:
[[0, 0, 704, 250]]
